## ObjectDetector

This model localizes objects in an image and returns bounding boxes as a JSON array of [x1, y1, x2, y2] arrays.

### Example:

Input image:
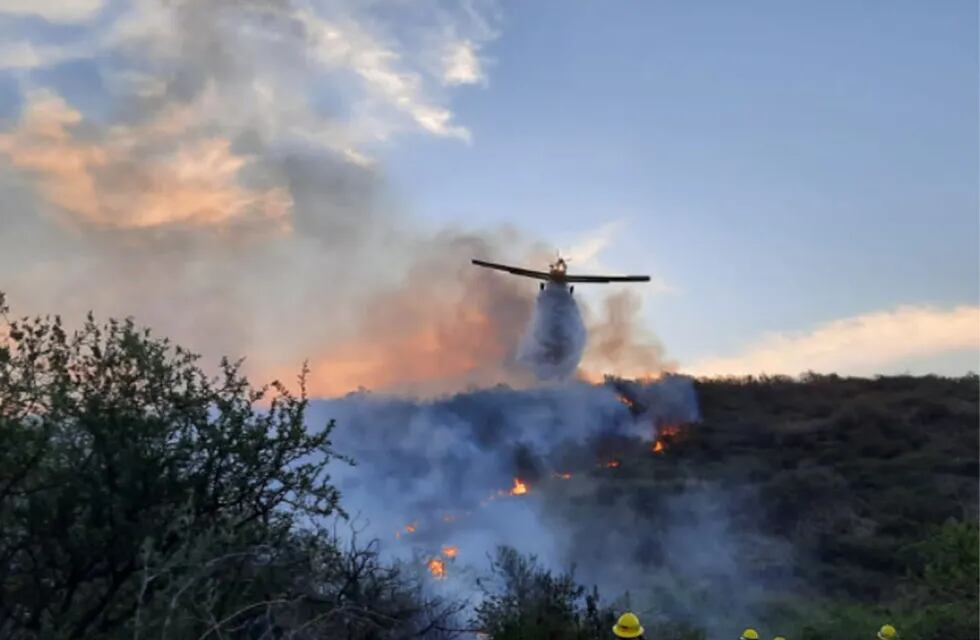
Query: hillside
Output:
[[546, 373, 979, 637]]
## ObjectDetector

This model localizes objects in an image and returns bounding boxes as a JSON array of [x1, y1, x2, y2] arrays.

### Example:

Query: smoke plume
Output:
[[311, 375, 792, 630]]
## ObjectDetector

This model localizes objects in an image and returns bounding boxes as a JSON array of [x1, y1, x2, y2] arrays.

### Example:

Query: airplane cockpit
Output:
[[549, 257, 568, 276]]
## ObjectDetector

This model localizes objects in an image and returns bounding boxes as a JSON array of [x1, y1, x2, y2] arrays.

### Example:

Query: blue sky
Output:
[[0, 0, 976, 384], [381, 0, 979, 373]]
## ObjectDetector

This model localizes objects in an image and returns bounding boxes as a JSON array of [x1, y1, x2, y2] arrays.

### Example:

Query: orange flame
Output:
[[509, 477, 529, 495], [660, 424, 681, 437], [404, 523, 417, 534], [604, 460, 621, 468], [651, 424, 682, 454], [617, 395, 635, 409], [442, 545, 458, 558], [427, 558, 446, 579]]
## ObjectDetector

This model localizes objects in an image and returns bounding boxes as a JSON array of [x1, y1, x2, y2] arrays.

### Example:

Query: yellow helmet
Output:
[[612, 612, 644, 638], [877, 624, 897, 640], [740, 630, 760, 640]]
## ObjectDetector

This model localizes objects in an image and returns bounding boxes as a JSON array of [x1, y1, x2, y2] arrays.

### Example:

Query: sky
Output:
[[381, 0, 980, 376], [0, 0, 976, 390]]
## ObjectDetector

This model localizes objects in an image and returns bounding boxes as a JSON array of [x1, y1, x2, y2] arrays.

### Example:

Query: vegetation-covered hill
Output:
[[694, 374, 977, 599], [566, 373, 979, 639]]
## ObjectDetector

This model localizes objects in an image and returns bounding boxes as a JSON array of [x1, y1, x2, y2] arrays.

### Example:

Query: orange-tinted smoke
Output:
[[580, 289, 676, 381]]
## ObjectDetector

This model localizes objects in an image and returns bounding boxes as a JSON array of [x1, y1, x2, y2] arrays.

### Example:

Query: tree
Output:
[[0, 293, 461, 639], [472, 547, 613, 640]]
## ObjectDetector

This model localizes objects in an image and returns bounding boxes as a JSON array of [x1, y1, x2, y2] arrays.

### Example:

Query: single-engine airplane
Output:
[[471, 254, 650, 295]]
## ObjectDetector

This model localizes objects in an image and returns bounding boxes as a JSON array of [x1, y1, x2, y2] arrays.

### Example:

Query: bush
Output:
[[473, 547, 614, 640], [0, 294, 459, 639]]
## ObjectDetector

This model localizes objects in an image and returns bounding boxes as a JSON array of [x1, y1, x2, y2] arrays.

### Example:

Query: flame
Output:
[[553, 472, 573, 480], [604, 460, 620, 468], [651, 424, 683, 454], [427, 558, 446, 579], [509, 477, 528, 495], [404, 523, 417, 533], [442, 545, 458, 558], [660, 424, 681, 437]]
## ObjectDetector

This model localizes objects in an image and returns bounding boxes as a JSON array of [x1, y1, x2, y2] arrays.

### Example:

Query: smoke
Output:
[[517, 283, 586, 381], [0, 0, 671, 397], [582, 289, 677, 378], [310, 376, 792, 629], [313, 377, 699, 562]]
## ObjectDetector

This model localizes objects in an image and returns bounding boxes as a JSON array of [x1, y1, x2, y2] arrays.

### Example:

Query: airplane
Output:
[[471, 254, 650, 295]]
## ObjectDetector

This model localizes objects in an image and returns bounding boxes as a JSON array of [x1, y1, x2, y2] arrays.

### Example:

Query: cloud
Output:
[[0, 40, 80, 70], [688, 305, 980, 377], [3, 0, 492, 154], [296, 9, 473, 141], [442, 40, 484, 86], [0, 90, 292, 229], [0, 0, 104, 23], [564, 221, 624, 267]]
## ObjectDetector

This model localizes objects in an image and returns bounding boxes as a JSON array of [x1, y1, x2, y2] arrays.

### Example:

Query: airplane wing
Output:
[[471, 259, 550, 280], [563, 274, 651, 283]]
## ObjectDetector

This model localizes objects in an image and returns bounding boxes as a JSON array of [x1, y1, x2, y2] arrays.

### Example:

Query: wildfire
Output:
[[509, 477, 529, 495], [660, 424, 681, 437], [404, 523, 417, 533], [427, 558, 446, 579], [553, 472, 573, 480], [604, 460, 621, 468], [442, 545, 458, 558], [617, 394, 635, 409], [651, 424, 683, 454]]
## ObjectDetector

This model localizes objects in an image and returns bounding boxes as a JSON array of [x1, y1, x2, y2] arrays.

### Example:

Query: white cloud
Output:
[[297, 9, 474, 141], [0, 0, 104, 23], [688, 305, 980, 377], [565, 221, 624, 267], [0, 40, 81, 70], [563, 220, 675, 295], [442, 40, 484, 85], [0, 41, 47, 69]]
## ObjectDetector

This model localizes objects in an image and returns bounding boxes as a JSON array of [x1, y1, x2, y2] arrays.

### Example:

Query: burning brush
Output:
[[651, 423, 683, 454]]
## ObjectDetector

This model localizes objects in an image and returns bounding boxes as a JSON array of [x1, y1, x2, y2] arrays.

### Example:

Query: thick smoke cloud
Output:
[[308, 376, 793, 630], [517, 283, 586, 380], [313, 377, 700, 566]]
